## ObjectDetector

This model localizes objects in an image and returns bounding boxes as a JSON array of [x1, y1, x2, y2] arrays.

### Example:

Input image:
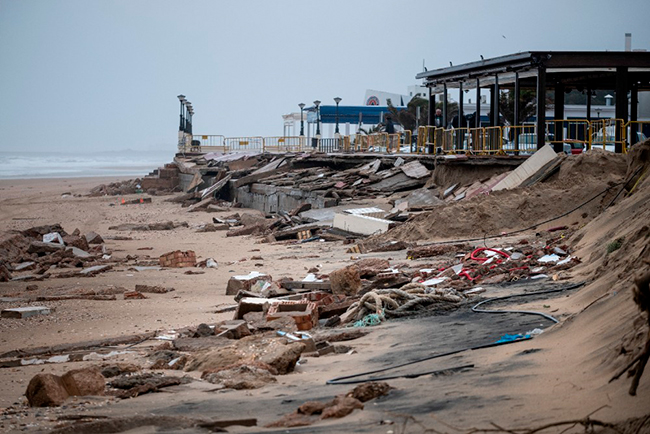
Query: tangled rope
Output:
[[344, 284, 466, 325]]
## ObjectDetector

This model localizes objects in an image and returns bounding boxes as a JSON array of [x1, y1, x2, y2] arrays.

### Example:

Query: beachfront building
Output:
[[416, 48, 650, 153]]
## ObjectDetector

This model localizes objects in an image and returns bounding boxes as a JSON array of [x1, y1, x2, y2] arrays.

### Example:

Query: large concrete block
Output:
[[333, 213, 392, 236], [492, 145, 558, 191]]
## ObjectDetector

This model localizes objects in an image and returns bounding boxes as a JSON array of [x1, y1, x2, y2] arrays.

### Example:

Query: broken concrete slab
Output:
[[66, 246, 92, 258], [492, 144, 558, 191], [226, 272, 272, 296], [27, 241, 65, 255], [400, 160, 430, 179], [1, 306, 52, 319], [369, 172, 427, 192], [402, 188, 443, 209], [343, 207, 385, 218], [13, 261, 36, 271], [79, 265, 112, 276], [85, 232, 104, 244], [333, 213, 392, 236], [443, 183, 459, 198], [199, 174, 232, 199]]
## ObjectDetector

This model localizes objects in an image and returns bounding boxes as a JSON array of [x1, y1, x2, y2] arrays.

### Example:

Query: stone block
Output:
[[226, 272, 271, 295], [235, 297, 270, 320], [217, 320, 251, 339], [85, 231, 104, 244], [333, 213, 391, 236], [60, 367, 105, 396], [27, 241, 65, 255], [25, 374, 69, 407], [329, 266, 361, 296]]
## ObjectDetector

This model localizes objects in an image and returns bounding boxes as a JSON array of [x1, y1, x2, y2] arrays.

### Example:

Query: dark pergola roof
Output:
[[416, 51, 650, 92], [415, 51, 650, 153]]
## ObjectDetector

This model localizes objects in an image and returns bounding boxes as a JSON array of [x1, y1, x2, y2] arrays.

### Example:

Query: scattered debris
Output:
[[159, 250, 196, 268]]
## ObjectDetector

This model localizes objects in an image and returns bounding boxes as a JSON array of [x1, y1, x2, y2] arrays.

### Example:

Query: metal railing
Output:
[[317, 138, 343, 153], [191, 135, 226, 152], [223, 136, 265, 153], [185, 118, 645, 156], [590, 118, 625, 153], [265, 136, 310, 153]]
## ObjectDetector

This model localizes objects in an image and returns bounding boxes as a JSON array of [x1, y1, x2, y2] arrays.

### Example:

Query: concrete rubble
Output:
[[2, 142, 650, 432]]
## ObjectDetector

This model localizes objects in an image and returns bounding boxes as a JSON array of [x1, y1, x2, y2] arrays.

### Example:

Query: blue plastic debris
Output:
[[494, 333, 532, 344]]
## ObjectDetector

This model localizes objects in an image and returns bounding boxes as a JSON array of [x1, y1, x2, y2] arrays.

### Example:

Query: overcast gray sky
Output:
[[1, 0, 649, 153]]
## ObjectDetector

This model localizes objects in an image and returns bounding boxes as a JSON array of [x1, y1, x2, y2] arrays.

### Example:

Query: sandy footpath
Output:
[[0, 175, 648, 433]]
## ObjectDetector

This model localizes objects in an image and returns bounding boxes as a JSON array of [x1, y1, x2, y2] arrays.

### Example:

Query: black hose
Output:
[[470, 282, 585, 323], [326, 282, 584, 385]]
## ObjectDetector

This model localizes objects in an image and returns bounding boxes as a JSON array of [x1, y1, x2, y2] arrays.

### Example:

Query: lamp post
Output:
[[314, 100, 321, 137], [187, 107, 193, 135], [177, 95, 186, 131], [185, 102, 192, 134], [299, 103, 305, 136], [334, 97, 342, 135]]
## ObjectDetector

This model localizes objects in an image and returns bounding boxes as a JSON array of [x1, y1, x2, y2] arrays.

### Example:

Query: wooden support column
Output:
[[615, 66, 629, 153], [536, 66, 547, 151]]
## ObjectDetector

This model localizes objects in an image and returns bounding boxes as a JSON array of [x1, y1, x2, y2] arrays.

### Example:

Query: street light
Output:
[[298, 103, 305, 136], [185, 102, 192, 134], [177, 95, 186, 131], [187, 107, 194, 135], [314, 100, 321, 136], [333, 97, 342, 135]]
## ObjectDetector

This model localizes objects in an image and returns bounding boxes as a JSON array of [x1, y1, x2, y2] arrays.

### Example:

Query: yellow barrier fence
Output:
[[191, 119, 638, 156], [416, 126, 428, 153], [223, 137, 265, 153], [625, 121, 650, 149], [545, 119, 591, 153], [590, 118, 625, 153], [191, 135, 226, 153], [264, 136, 309, 152], [503, 124, 539, 155]]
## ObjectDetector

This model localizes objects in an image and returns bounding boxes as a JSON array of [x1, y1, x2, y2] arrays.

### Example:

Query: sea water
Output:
[[0, 150, 173, 179]]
